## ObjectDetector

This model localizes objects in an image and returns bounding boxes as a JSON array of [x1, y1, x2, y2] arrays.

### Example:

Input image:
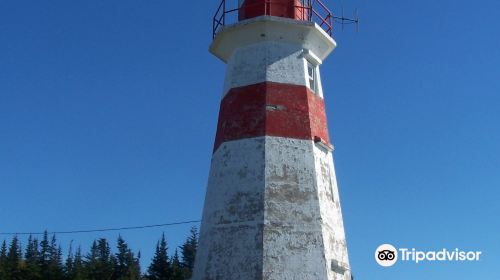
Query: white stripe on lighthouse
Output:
[[222, 41, 323, 97], [313, 144, 351, 279], [196, 137, 266, 279], [195, 136, 350, 279]]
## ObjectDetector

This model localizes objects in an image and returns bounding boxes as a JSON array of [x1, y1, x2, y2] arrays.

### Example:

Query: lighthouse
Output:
[[193, 0, 351, 279]]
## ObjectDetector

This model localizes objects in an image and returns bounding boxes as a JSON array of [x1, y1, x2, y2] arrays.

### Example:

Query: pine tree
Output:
[[180, 227, 198, 279], [65, 242, 75, 279], [115, 235, 141, 280], [85, 238, 115, 280], [171, 249, 184, 280], [0, 240, 8, 279], [24, 235, 41, 279], [84, 240, 98, 279], [72, 246, 86, 280], [146, 233, 171, 280], [0, 239, 6, 254], [41, 234, 64, 280], [6, 236, 22, 279], [0, 240, 6, 258], [39, 230, 51, 277]]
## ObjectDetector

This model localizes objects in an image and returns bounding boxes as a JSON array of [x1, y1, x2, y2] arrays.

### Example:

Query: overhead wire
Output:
[[0, 220, 201, 236]]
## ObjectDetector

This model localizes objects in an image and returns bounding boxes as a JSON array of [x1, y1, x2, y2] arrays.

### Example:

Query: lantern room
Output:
[[238, 0, 310, 21]]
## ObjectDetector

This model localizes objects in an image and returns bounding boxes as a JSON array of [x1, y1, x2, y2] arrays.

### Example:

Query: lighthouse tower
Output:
[[193, 1, 351, 279]]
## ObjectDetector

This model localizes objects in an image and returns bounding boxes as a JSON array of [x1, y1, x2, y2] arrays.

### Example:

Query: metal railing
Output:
[[212, 0, 334, 38]]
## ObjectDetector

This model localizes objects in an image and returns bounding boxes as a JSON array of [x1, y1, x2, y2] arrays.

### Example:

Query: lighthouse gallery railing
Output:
[[212, 0, 334, 38]]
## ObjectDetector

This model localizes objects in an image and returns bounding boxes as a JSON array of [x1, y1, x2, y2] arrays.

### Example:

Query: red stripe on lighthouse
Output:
[[213, 82, 330, 152]]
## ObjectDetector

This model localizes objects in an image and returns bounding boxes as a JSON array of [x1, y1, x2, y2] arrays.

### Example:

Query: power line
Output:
[[0, 220, 201, 236]]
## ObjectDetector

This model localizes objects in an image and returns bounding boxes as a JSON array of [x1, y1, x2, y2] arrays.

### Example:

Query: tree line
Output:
[[0, 227, 198, 280]]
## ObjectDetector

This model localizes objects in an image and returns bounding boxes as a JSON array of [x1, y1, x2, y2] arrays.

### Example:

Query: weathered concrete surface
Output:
[[195, 14, 350, 280], [194, 138, 266, 280], [223, 42, 307, 96], [222, 41, 325, 98], [263, 137, 328, 280], [312, 145, 351, 280], [192, 137, 350, 280]]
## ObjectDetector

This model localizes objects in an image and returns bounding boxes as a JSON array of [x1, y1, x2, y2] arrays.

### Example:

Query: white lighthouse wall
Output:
[[223, 41, 323, 97], [194, 136, 350, 280], [263, 136, 328, 280], [263, 137, 349, 280], [313, 145, 351, 279], [194, 137, 266, 279]]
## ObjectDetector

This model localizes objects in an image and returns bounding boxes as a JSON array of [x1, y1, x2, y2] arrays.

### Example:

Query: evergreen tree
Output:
[[115, 235, 141, 280], [0, 240, 8, 279], [0, 239, 6, 256], [85, 240, 99, 279], [171, 249, 183, 280], [24, 235, 41, 279], [6, 236, 22, 279], [40, 234, 64, 280], [65, 242, 76, 280], [71, 246, 86, 280], [65, 247, 73, 278], [39, 231, 51, 276], [85, 238, 115, 280], [146, 233, 171, 280], [180, 227, 198, 279], [0, 240, 6, 258], [0, 229, 203, 279]]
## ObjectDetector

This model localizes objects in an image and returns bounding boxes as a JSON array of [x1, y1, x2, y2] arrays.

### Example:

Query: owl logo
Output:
[[377, 250, 396, 261], [375, 244, 398, 267]]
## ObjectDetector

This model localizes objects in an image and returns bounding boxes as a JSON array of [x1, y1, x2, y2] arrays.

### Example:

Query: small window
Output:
[[307, 62, 317, 93]]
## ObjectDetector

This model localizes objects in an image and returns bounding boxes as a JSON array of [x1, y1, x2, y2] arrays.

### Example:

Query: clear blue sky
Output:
[[0, 0, 498, 278]]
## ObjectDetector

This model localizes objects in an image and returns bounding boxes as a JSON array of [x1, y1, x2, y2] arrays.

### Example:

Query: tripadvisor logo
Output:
[[375, 244, 482, 267], [375, 244, 398, 267]]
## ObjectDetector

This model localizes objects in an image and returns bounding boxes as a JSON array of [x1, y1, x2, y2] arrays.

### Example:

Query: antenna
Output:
[[355, 8, 359, 32], [341, 4, 344, 31], [334, 3, 359, 32]]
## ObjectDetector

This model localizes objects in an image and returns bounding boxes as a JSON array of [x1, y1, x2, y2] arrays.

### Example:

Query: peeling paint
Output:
[[194, 13, 349, 280], [193, 137, 350, 280]]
